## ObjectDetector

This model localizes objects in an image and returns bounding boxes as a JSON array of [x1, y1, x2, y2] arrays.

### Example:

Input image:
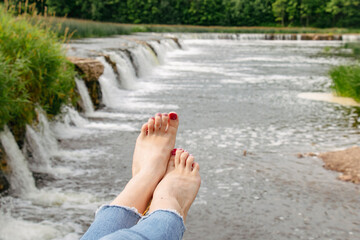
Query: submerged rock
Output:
[[318, 146, 360, 184], [68, 57, 104, 109]]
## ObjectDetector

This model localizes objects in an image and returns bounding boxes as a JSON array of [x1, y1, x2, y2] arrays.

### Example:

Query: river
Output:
[[1, 35, 360, 240]]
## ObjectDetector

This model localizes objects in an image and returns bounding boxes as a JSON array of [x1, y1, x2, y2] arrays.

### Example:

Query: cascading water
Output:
[[107, 51, 138, 90], [75, 77, 95, 114], [97, 56, 127, 108], [128, 44, 159, 78], [0, 126, 37, 196], [25, 125, 52, 172], [148, 41, 166, 64], [24, 109, 60, 173]]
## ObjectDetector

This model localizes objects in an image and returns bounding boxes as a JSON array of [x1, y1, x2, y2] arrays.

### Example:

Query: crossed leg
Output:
[[81, 112, 179, 240], [100, 150, 201, 240]]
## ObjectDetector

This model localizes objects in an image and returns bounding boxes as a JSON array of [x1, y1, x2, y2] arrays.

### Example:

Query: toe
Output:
[[192, 162, 200, 174], [185, 155, 194, 172], [140, 123, 148, 137], [180, 151, 189, 167], [174, 149, 183, 167], [154, 113, 162, 132], [167, 112, 179, 135], [148, 117, 155, 135], [161, 113, 168, 132]]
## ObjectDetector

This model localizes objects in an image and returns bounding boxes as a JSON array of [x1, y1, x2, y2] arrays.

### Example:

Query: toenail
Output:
[[151, 117, 155, 120], [169, 113, 177, 120], [163, 113, 168, 116], [156, 113, 161, 116], [171, 148, 177, 155]]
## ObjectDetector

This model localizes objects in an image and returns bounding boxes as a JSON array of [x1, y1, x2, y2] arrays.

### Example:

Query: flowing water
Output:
[[1, 35, 360, 240]]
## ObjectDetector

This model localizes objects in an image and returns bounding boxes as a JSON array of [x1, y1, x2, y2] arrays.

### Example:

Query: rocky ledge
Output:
[[318, 146, 360, 184], [68, 57, 105, 109]]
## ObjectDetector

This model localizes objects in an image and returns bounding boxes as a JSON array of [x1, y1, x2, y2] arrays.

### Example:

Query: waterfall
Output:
[[107, 51, 138, 90], [75, 77, 94, 114], [0, 126, 37, 196], [61, 106, 89, 128], [128, 44, 159, 78], [97, 56, 127, 108], [25, 109, 59, 173], [25, 125, 52, 172], [342, 35, 360, 42], [51, 106, 90, 139], [148, 41, 166, 64]]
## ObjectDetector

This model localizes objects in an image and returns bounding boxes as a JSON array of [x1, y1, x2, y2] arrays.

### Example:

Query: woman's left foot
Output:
[[111, 112, 179, 213], [132, 112, 179, 179]]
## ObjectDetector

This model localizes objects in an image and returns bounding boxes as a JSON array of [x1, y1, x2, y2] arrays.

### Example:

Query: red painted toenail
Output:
[[151, 117, 155, 120], [156, 113, 161, 116], [163, 113, 168, 117], [171, 148, 177, 155], [169, 113, 177, 120]]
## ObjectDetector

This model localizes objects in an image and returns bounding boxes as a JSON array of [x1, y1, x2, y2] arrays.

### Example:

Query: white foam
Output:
[[0, 216, 60, 240], [75, 77, 95, 114]]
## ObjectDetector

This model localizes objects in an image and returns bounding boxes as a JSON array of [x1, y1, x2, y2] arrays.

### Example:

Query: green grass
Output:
[[0, 7, 77, 133], [326, 42, 360, 102], [330, 65, 360, 102], [33, 16, 360, 39], [40, 17, 133, 38]]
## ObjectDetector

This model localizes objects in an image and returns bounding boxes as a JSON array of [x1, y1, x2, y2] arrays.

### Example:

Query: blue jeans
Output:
[[81, 205, 186, 240]]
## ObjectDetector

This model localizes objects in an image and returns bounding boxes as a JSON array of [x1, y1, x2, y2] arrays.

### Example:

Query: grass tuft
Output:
[[0, 6, 76, 131], [330, 65, 360, 102]]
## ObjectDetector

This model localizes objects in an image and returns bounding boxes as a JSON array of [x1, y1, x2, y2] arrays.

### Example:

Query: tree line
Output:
[[3, 0, 360, 28]]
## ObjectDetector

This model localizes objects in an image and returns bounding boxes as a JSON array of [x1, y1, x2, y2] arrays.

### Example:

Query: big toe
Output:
[[167, 112, 179, 134]]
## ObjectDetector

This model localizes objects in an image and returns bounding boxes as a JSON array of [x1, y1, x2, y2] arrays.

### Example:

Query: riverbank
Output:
[[42, 16, 360, 39], [328, 42, 360, 102], [318, 146, 360, 184]]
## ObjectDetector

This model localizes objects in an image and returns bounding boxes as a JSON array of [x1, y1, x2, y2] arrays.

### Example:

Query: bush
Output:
[[0, 7, 76, 131]]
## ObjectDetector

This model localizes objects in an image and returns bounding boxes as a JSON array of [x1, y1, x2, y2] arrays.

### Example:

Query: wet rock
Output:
[[68, 57, 104, 109], [300, 34, 342, 41], [169, 37, 182, 49], [0, 145, 10, 194], [318, 146, 360, 184]]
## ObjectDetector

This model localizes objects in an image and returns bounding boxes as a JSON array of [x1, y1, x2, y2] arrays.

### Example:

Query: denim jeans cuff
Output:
[[95, 204, 143, 219], [141, 209, 186, 231]]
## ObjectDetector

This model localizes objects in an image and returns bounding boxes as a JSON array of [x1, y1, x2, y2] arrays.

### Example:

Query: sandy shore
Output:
[[298, 92, 360, 107], [318, 146, 360, 184]]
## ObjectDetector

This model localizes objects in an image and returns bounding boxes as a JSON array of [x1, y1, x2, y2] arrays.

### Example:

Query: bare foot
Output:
[[110, 112, 179, 213], [132, 112, 179, 178], [149, 149, 201, 222]]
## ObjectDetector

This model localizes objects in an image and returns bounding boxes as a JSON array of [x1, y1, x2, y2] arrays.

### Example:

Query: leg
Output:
[[100, 210, 185, 240], [81, 113, 179, 239], [100, 150, 201, 240], [111, 112, 179, 213], [81, 205, 141, 240]]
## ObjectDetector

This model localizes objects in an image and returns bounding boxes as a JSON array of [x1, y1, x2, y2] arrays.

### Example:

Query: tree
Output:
[[272, 0, 287, 26]]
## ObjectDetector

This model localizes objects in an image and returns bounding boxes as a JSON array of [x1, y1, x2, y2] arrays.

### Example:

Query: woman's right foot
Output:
[[149, 149, 201, 222]]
